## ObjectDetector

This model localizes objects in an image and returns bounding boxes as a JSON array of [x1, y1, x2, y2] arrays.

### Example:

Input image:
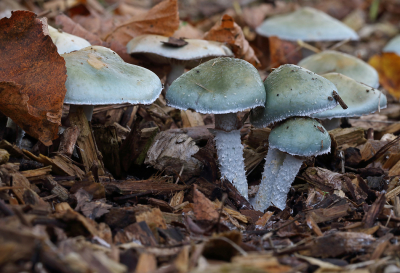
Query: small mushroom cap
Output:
[[256, 7, 358, 42], [48, 25, 91, 54], [298, 50, 379, 88], [62, 46, 162, 105], [383, 35, 400, 55], [313, 73, 387, 119], [127, 34, 233, 68], [250, 64, 338, 128], [166, 57, 266, 114], [269, 117, 331, 157]]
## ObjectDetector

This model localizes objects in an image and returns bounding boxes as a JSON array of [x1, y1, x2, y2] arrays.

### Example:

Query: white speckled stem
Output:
[[251, 148, 286, 212], [214, 129, 248, 199], [270, 154, 303, 210], [321, 118, 340, 131], [166, 64, 185, 87], [69, 105, 95, 121]]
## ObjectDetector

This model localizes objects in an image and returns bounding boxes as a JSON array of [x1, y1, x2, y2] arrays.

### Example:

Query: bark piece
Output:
[[329, 127, 367, 148], [193, 185, 219, 221], [306, 204, 349, 224], [181, 110, 205, 128], [68, 108, 105, 175], [362, 193, 386, 228], [114, 221, 158, 246], [58, 126, 79, 157], [136, 207, 167, 229], [145, 131, 203, 181]]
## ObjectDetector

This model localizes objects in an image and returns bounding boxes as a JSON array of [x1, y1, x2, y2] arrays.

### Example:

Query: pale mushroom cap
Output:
[[269, 117, 331, 157], [126, 34, 233, 67], [250, 64, 338, 128], [256, 7, 359, 42], [298, 50, 379, 88], [48, 25, 91, 54], [383, 35, 400, 55], [62, 46, 162, 105], [313, 73, 387, 119], [166, 57, 266, 114]]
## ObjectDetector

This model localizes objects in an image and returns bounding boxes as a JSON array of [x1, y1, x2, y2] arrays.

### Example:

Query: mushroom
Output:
[[48, 25, 91, 54], [298, 50, 379, 88], [250, 64, 339, 128], [166, 57, 266, 199], [256, 7, 358, 42], [312, 73, 387, 130], [250, 64, 341, 211], [252, 117, 331, 211], [126, 34, 233, 88], [383, 35, 400, 55], [62, 46, 162, 121]]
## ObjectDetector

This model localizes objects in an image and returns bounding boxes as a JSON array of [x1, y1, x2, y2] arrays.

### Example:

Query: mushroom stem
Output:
[[69, 105, 95, 121], [213, 113, 248, 199], [251, 148, 286, 211], [6, 118, 25, 148], [270, 153, 303, 210], [252, 149, 303, 211], [166, 64, 185, 87]]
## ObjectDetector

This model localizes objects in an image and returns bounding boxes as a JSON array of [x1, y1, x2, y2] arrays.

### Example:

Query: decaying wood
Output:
[[21, 165, 52, 180], [115, 221, 158, 246], [43, 175, 69, 201], [93, 125, 121, 178], [145, 131, 203, 181], [58, 125, 79, 157], [103, 178, 189, 195], [23, 150, 84, 178], [181, 110, 205, 128], [0, 139, 25, 158], [330, 127, 367, 148], [120, 105, 138, 128], [67, 108, 105, 175], [306, 203, 349, 224], [362, 194, 386, 228]]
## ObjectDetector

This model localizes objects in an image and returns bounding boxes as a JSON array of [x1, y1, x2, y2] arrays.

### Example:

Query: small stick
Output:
[[332, 91, 348, 109]]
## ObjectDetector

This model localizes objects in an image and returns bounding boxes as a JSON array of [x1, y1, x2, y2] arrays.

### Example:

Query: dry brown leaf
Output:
[[0, 11, 67, 146], [268, 36, 302, 68], [55, 14, 104, 45], [193, 186, 219, 221], [203, 14, 260, 67], [104, 0, 179, 46], [369, 52, 400, 99]]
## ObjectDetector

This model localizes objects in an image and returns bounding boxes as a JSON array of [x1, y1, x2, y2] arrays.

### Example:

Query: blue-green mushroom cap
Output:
[[383, 35, 400, 55], [62, 46, 162, 105], [166, 57, 266, 114], [250, 64, 338, 127], [313, 73, 387, 119], [298, 50, 379, 88], [269, 118, 331, 157], [256, 7, 358, 42]]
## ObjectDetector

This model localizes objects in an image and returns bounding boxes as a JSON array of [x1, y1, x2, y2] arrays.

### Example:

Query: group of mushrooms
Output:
[[34, 7, 391, 212]]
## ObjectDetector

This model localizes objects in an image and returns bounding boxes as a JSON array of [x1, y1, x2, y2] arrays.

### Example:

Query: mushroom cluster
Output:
[[166, 57, 266, 198], [250, 64, 340, 211]]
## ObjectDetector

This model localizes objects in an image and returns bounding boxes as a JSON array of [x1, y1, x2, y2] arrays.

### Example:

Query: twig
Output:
[[332, 91, 348, 109]]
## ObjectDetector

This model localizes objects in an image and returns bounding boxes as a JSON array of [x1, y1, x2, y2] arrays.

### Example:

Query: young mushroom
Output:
[[383, 35, 400, 55], [250, 64, 342, 212], [48, 25, 91, 54], [298, 50, 379, 88], [62, 46, 162, 121], [166, 57, 266, 199], [312, 73, 387, 130], [255, 117, 331, 210], [256, 7, 358, 42], [126, 34, 233, 89]]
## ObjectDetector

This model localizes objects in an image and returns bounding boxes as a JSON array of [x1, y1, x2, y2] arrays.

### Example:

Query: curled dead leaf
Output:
[[104, 0, 179, 47], [369, 52, 400, 99], [203, 14, 260, 67], [0, 11, 67, 146]]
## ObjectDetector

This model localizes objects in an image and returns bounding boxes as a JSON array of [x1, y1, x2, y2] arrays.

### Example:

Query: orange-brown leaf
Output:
[[203, 14, 260, 67], [0, 11, 67, 146], [369, 53, 400, 99], [269, 36, 302, 68], [104, 0, 179, 46], [193, 186, 219, 221]]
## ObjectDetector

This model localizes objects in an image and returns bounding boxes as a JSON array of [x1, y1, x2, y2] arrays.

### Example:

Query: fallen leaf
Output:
[[0, 11, 67, 146], [268, 36, 302, 68], [104, 0, 179, 46], [369, 52, 400, 99], [55, 13, 104, 46], [193, 185, 219, 221], [203, 14, 260, 67]]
